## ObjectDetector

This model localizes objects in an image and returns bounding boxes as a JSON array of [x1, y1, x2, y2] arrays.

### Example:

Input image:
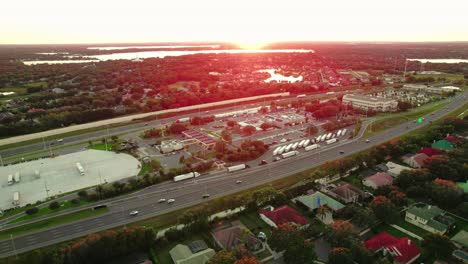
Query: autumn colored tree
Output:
[[328, 247, 354, 264], [370, 196, 399, 224], [207, 250, 236, 264], [306, 124, 318, 136], [234, 256, 261, 264], [242, 125, 256, 136]]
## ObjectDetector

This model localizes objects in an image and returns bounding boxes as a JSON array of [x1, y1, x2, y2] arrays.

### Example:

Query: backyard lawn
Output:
[[238, 211, 272, 237]]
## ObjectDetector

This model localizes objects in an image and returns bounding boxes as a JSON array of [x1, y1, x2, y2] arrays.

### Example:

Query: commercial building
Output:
[[342, 94, 398, 112]]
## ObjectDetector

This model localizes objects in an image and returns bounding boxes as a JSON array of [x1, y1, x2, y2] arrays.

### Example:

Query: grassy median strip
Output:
[[0, 207, 108, 239], [8, 200, 89, 224], [364, 101, 450, 137]]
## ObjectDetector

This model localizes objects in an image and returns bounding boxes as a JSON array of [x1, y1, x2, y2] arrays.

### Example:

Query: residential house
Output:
[[362, 172, 393, 189], [402, 153, 429, 168], [211, 220, 263, 252], [365, 232, 420, 264], [51, 87, 65, 94], [385, 162, 412, 177], [259, 205, 308, 229], [451, 230, 468, 249], [169, 240, 215, 264], [0, 112, 14, 123], [432, 139, 454, 151], [294, 191, 345, 212], [445, 135, 463, 144], [326, 183, 364, 204], [374, 163, 389, 172], [405, 204, 455, 235], [417, 147, 443, 157]]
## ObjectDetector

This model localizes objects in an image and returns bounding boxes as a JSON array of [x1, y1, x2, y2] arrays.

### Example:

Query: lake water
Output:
[[23, 49, 314, 65], [259, 69, 303, 83], [87, 45, 220, 50], [408, 58, 468, 63]]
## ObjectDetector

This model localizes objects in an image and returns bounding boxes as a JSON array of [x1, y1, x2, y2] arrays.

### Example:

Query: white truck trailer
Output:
[[303, 139, 310, 147], [320, 134, 327, 142], [326, 133, 332, 140], [337, 129, 342, 137], [227, 164, 248, 173], [174, 172, 201, 182], [14, 172, 20, 183], [326, 138, 338, 145], [291, 142, 299, 150], [305, 144, 320, 151], [8, 175, 13, 185], [284, 144, 293, 153], [298, 140, 306, 148], [341, 128, 347, 136], [281, 151, 299, 159], [272, 147, 281, 156], [277, 146, 286, 155], [13, 192, 20, 206], [76, 162, 85, 176]]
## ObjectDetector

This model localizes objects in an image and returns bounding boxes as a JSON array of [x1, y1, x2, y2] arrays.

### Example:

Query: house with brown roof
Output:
[[211, 220, 263, 252], [403, 153, 429, 168], [363, 172, 393, 190], [327, 183, 364, 204]]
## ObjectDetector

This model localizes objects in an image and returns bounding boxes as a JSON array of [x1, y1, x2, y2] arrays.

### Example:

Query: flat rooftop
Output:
[[0, 149, 140, 210]]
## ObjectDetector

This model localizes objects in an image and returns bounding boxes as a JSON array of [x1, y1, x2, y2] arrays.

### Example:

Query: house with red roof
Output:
[[365, 232, 421, 264], [362, 172, 394, 189], [403, 153, 429, 168], [417, 147, 443, 157], [445, 135, 463, 144], [259, 205, 308, 229]]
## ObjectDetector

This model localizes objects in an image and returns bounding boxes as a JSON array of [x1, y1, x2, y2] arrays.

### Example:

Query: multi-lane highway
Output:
[[0, 91, 466, 258], [0, 92, 343, 160]]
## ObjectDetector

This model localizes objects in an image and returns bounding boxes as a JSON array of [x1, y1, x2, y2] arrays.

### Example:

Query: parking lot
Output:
[[0, 150, 141, 210]]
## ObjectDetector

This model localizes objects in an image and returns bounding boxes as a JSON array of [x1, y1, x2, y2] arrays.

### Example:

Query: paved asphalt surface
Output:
[[0, 91, 466, 258]]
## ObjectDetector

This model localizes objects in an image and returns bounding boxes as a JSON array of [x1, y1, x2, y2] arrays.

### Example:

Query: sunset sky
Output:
[[1, 0, 467, 44]]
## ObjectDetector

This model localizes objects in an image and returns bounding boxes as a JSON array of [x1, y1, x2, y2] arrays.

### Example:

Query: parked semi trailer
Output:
[[13, 192, 20, 206], [277, 146, 286, 155], [174, 172, 201, 182], [291, 142, 299, 150], [281, 151, 299, 159], [341, 129, 347, 136], [326, 138, 338, 145], [303, 139, 310, 147], [326, 133, 332, 140], [8, 175, 13, 185], [76, 162, 85, 176], [337, 129, 342, 137], [272, 147, 281, 156], [14, 172, 20, 183], [305, 144, 320, 151]]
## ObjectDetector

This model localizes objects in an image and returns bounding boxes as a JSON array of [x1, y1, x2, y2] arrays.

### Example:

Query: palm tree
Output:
[[316, 205, 332, 223]]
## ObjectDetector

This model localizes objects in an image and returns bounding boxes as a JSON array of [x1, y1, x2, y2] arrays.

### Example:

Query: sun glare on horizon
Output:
[[235, 41, 269, 50]]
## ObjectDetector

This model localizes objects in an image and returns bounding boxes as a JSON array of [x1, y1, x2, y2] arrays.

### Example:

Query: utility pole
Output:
[[42, 137, 47, 150], [10, 235, 18, 259], [403, 59, 408, 79]]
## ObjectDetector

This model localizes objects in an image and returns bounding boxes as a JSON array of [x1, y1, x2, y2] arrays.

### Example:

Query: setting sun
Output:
[[235, 41, 269, 50]]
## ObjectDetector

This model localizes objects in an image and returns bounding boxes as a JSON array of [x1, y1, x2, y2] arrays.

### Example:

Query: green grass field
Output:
[[8, 200, 89, 224], [364, 101, 450, 137], [88, 143, 113, 151], [0, 207, 108, 239], [413, 73, 464, 81], [238, 211, 272, 237]]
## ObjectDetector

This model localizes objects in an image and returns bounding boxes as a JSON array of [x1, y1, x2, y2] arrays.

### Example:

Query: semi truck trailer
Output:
[[281, 151, 299, 159], [174, 172, 201, 182], [227, 164, 248, 173]]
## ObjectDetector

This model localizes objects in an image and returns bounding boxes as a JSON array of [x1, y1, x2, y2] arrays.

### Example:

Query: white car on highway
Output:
[[167, 199, 175, 204], [158, 198, 166, 203], [129, 210, 139, 216]]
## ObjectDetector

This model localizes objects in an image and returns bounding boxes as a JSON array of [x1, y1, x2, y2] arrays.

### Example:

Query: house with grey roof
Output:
[[169, 240, 215, 264], [405, 204, 455, 235]]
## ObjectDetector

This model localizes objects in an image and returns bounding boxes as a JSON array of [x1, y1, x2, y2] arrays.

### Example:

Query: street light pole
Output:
[[10, 234, 18, 259]]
